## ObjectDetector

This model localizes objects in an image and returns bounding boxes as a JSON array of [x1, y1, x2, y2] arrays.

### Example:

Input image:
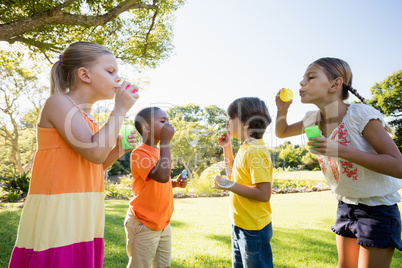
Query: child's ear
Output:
[[244, 123, 252, 136], [330, 77, 343, 93], [142, 123, 150, 133], [77, 67, 91, 84]]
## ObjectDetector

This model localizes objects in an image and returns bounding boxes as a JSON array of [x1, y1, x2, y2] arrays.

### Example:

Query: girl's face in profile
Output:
[[88, 53, 121, 100], [299, 64, 332, 104]]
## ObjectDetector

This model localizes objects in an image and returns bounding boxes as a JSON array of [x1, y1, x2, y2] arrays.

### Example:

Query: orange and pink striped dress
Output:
[[9, 115, 104, 268]]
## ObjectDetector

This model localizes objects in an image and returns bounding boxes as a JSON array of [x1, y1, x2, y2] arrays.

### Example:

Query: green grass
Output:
[[273, 170, 325, 181], [1, 192, 402, 267], [0, 203, 23, 267]]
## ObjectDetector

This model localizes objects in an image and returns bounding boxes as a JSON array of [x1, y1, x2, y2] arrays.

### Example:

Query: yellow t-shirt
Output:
[[230, 139, 273, 230]]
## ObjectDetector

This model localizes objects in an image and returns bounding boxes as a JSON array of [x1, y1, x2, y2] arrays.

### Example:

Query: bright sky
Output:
[[4, 1, 400, 147], [122, 0, 402, 147]]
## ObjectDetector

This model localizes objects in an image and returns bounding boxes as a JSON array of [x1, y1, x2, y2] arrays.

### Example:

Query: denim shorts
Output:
[[232, 222, 273, 268], [331, 200, 402, 250]]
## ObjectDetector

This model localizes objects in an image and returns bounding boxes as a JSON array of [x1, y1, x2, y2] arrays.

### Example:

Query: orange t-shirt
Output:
[[130, 143, 174, 230]]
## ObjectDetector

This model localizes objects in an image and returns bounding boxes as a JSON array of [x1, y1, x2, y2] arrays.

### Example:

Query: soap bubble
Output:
[[200, 162, 235, 188]]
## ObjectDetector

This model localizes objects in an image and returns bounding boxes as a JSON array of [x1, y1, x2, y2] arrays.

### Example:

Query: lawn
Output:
[[273, 170, 325, 181], [1, 191, 402, 267]]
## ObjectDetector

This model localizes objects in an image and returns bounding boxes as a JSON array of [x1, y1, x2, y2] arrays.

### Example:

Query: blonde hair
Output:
[[311, 57, 393, 134], [50, 41, 113, 95]]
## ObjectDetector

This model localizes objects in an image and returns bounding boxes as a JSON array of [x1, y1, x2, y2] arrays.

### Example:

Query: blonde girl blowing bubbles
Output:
[[275, 57, 402, 268], [9, 41, 139, 268]]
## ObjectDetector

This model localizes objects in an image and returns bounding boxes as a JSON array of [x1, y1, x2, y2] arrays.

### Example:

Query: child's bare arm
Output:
[[148, 124, 175, 183], [102, 133, 137, 170], [40, 86, 138, 164], [228, 182, 271, 202], [275, 90, 304, 138], [172, 174, 188, 188], [218, 133, 234, 167], [212, 177, 271, 202], [276, 117, 305, 138]]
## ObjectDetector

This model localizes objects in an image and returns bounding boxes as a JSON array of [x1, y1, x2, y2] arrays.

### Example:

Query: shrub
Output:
[[2, 172, 30, 201], [118, 175, 133, 187], [108, 161, 129, 176], [272, 177, 329, 194], [301, 151, 320, 170], [5, 190, 22, 202], [104, 179, 132, 199]]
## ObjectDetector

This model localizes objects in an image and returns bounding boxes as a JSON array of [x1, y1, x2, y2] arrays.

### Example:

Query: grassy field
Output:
[[1, 191, 402, 267], [273, 170, 325, 181]]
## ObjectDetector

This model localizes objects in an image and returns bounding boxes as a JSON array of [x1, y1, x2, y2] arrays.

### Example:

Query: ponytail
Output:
[[50, 59, 68, 95]]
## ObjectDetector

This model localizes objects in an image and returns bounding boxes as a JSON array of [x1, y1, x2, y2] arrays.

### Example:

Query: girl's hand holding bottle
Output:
[[308, 136, 342, 158], [114, 81, 139, 114], [116, 131, 137, 155]]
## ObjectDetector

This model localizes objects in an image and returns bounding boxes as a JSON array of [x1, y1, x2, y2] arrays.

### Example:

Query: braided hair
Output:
[[342, 84, 367, 104]]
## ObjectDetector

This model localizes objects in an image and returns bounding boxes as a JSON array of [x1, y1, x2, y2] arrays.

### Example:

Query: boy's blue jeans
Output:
[[232, 222, 273, 268]]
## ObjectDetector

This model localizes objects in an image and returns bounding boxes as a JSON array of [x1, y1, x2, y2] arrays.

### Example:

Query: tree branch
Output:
[[5, 36, 62, 52], [0, 0, 158, 41], [143, 8, 159, 57]]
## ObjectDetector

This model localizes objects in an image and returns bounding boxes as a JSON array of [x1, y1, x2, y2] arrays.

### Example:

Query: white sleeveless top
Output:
[[303, 103, 402, 206]]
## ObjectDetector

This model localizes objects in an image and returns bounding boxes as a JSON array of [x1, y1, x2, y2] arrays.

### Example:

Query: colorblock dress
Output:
[[9, 114, 104, 268]]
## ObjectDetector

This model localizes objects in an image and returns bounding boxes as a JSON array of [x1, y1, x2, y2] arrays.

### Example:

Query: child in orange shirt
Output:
[[125, 107, 188, 268]]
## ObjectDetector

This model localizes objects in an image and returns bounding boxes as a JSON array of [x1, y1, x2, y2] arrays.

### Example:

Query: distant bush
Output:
[[108, 160, 129, 176], [272, 178, 329, 194], [104, 175, 132, 199], [1, 172, 30, 202], [5, 190, 22, 202], [0, 170, 328, 203]]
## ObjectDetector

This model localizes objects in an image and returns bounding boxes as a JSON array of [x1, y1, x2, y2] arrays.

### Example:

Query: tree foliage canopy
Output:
[[368, 70, 402, 151], [0, 50, 46, 175], [0, 0, 185, 68], [166, 104, 233, 177]]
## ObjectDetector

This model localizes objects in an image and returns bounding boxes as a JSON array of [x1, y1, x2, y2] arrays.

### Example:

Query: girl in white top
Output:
[[275, 57, 402, 268]]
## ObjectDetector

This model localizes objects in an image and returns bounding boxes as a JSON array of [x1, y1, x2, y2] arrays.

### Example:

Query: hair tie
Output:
[[58, 54, 63, 65]]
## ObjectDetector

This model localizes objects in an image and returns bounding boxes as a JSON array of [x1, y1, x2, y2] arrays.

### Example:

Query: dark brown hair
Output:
[[311, 57, 394, 133], [311, 57, 367, 104], [227, 97, 271, 139]]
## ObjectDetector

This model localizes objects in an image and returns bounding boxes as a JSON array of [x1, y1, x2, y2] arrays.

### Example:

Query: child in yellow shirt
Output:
[[213, 97, 274, 268]]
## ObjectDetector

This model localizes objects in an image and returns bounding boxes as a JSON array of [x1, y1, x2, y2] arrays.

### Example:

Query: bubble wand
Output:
[[279, 88, 293, 102]]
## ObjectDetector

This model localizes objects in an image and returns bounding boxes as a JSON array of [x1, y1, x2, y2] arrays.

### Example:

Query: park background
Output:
[[1, 0, 402, 267]]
